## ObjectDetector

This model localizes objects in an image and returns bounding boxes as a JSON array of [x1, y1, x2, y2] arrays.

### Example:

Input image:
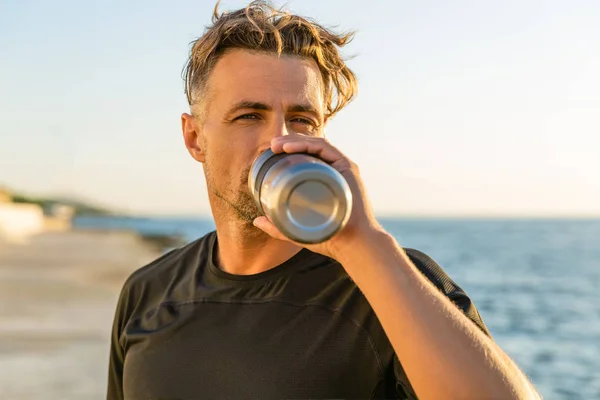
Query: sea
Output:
[[74, 216, 600, 399]]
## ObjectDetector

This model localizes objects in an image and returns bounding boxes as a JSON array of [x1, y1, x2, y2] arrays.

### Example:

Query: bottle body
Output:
[[248, 149, 352, 244]]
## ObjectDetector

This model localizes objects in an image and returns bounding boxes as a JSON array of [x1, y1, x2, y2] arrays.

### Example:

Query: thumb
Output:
[[253, 216, 290, 242]]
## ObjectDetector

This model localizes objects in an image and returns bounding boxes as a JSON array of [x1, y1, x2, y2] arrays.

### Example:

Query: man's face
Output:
[[183, 49, 326, 223]]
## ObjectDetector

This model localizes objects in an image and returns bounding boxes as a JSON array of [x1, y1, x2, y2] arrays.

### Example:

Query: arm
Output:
[[255, 135, 541, 399], [336, 229, 541, 400]]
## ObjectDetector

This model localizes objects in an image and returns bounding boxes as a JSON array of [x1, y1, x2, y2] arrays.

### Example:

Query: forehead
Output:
[[206, 49, 324, 111]]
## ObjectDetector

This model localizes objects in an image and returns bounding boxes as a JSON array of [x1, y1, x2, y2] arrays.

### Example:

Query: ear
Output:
[[181, 113, 206, 163]]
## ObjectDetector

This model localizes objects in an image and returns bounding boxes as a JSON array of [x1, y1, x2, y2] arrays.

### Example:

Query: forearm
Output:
[[336, 230, 540, 400]]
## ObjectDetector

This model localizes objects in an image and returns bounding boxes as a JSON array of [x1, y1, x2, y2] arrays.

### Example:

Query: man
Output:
[[107, 1, 540, 399]]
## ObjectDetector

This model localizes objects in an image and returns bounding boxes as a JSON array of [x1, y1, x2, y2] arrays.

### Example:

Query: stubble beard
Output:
[[206, 164, 262, 224]]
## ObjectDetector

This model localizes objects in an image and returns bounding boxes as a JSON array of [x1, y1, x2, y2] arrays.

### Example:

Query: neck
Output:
[[211, 205, 302, 276]]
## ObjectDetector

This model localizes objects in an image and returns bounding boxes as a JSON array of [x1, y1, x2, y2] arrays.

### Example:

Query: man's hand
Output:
[[252, 134, 384, 259]]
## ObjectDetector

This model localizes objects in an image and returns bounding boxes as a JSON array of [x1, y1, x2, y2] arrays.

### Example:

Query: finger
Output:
[[271, 137, 344, 164], [270, 134, 310, 152], [253, 216, 289, 242]]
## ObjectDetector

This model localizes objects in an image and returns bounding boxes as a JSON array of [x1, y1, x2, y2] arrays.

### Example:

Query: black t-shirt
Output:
[[107, 230, 490, 400]]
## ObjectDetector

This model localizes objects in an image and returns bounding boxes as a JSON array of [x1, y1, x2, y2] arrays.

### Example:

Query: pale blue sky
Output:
[[1, 0, 599, 217]]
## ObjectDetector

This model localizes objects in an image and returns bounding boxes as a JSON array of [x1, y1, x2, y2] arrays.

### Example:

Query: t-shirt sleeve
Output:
[[106, 280, 133, 400], [391, 248, 491, 399]]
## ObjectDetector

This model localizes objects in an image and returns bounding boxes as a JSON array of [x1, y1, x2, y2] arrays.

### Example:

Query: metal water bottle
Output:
[[248, 148, 353, 244]]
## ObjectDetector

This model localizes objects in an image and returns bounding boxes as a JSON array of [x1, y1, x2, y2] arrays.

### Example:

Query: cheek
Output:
[[206, 151, 248, 185], [204, 125, 262, 181]]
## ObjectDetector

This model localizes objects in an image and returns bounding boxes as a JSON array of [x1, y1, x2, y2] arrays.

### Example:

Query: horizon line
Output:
[[89, 212, 600, 221]]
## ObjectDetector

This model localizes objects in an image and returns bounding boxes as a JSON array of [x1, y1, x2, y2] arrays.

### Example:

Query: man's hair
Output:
[[183, 0, 357, 119]]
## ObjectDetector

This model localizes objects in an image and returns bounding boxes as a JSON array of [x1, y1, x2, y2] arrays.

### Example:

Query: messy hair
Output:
[[182, 0, 357, 119]]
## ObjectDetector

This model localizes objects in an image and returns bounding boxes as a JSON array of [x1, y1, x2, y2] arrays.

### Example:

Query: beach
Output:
[[1, 217, 599, 399], [0, 230, 161, 399]]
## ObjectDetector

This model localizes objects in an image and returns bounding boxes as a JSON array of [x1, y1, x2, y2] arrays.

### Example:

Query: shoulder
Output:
[[118, 231, 215, 302], [403, 248, 462, 296], [403, 247, 491, 337], [110, 231, 216, 352]]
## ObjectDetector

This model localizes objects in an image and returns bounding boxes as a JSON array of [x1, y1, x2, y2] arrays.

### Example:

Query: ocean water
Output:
[[74, 216, 600, 399]]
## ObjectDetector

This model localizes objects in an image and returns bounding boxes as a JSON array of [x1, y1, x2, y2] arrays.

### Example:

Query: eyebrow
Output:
[[225, 100, 322, 120], [226, 101, 271, 115], [288, 104, 320, 116]]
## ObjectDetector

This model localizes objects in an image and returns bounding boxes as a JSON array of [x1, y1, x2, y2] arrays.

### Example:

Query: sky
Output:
[[1, 0, 599, 217]]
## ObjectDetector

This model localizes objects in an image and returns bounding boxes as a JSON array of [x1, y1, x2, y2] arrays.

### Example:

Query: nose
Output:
[[257, 116, 291, 153], [257, 114, 295, 155], [271, 116, 291, 139]]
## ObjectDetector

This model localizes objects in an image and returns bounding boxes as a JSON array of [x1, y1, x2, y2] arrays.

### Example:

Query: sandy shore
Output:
[[0, 230, 162, 399]]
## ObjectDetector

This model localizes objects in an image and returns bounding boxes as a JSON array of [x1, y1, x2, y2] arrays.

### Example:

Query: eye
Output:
[[234, 113, 261, 121], [290, 117, 316, 126]]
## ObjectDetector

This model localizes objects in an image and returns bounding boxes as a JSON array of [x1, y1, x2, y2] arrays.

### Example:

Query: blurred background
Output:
[[1, 0, 599, 398]]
